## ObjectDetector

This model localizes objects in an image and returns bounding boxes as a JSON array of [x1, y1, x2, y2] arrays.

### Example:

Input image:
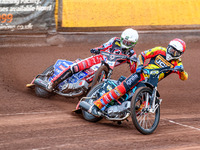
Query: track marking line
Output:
[[59, 29, 200, 35], [0, 44, 49, 47], [168, 120, 200, 131], [0, 111, 64, 116], [32, 143, 78, 150], [32, 147, 51, 150]]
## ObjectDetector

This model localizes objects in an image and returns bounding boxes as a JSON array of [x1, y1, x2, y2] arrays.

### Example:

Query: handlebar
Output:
[[100, 51, 128, 60]]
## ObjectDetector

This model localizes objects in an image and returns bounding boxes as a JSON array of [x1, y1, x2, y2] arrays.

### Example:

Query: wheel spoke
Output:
[[139, 115, 144, 127], [142, 115, 146, 129], [137, 113, 143, 121], [147, 114, 153, 128]]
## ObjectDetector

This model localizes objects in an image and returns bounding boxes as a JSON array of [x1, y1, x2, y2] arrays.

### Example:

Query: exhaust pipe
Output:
[[79, 101, 91, 112], [34, 78, 49, 90]]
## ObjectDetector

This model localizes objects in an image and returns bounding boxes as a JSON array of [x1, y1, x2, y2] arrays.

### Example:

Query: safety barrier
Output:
[[59, 0, 200, 31], [1, 0, 200, 33]]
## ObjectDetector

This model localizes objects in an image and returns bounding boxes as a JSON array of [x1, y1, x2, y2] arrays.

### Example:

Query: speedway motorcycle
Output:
[[76, 67, 178, 135], [26, 51, 135, 98]]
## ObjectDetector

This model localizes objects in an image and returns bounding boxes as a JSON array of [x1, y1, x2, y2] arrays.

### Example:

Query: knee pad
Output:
[[71, 63, 79, 73]]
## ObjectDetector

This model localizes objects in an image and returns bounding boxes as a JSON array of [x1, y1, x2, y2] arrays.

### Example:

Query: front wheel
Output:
[[82, 83, 103, 122], [131, 87, 160, 135], [91, 65, 109, 88]]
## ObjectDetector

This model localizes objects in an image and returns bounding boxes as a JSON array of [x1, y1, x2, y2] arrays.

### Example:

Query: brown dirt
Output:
[[0, 33, 200, 150]]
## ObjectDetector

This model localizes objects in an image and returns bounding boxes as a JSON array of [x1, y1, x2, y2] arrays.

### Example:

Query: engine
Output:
[[58, 80, 89, 97], [106, 101, 131, 118]]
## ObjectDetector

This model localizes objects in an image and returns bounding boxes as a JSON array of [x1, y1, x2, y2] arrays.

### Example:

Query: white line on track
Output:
[[32, 147, 51, 150], [59, 29, 200, 35], [32, 144, 72, 150], [168, 120, 200, 131], [0, 44, 49, 47], [0, 111, 64, 116]]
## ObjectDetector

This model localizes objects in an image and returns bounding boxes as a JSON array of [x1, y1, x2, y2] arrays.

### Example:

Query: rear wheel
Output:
[[91, 65, 109, 88], [82, 83, 103, 122], [35, 65, 54, 98], [131, 87, 160, 135]]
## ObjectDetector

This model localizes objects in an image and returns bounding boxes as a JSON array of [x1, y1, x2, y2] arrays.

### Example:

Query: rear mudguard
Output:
[[26, 60, 73, 88], [49, 59, 73, 83]]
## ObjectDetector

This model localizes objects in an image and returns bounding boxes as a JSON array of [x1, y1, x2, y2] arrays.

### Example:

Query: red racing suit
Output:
[[94, 46, 188, 109], [51, 37, 137, 86]]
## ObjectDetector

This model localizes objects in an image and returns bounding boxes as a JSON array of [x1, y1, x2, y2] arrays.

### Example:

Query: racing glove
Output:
[[128, 55, 137, 62], [90, 48, 100, 54], [136, 65, 143, 74], [174, 65, 184, 72]]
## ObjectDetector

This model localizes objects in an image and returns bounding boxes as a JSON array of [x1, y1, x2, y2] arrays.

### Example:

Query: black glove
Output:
[[90, 49, 100, 54], [136, 65, 143, 73], [128, 56, 137, 62]]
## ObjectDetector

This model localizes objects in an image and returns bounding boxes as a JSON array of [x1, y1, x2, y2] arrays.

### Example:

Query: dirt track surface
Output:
[[0, 32, 200, 150]]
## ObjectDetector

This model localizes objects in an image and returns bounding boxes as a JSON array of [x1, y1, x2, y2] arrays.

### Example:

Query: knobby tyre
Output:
[[35, 65, 54, 98], [91, 65, 109, 88], [82, 83, 103, 122], [131, 87, 160, 135]]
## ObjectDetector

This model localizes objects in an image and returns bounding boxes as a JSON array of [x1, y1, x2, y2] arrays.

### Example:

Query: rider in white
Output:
[[44, 28, 139, 92]]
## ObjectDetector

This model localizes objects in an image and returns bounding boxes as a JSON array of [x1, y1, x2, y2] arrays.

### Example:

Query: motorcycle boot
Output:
[[47, 68, 73, 92], [79, 101, 102, 117]]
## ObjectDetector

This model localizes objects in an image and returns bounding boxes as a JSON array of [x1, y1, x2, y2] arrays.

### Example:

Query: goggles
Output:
[[121, 38, 136, 47], [167, 46, 182, 57]]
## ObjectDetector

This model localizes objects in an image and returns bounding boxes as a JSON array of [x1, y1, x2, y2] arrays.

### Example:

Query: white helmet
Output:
[[166, 38, 186, 61], [120, 28, 139, 49]]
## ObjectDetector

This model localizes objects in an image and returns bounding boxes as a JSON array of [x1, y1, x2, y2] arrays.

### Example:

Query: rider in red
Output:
[[45, 28, 139, 92], [79, 38, 188, 117]]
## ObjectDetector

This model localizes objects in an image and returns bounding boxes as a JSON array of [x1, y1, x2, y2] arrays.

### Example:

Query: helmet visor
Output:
[[167, 46, 182, 57], [121, 38, 136, 47]]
